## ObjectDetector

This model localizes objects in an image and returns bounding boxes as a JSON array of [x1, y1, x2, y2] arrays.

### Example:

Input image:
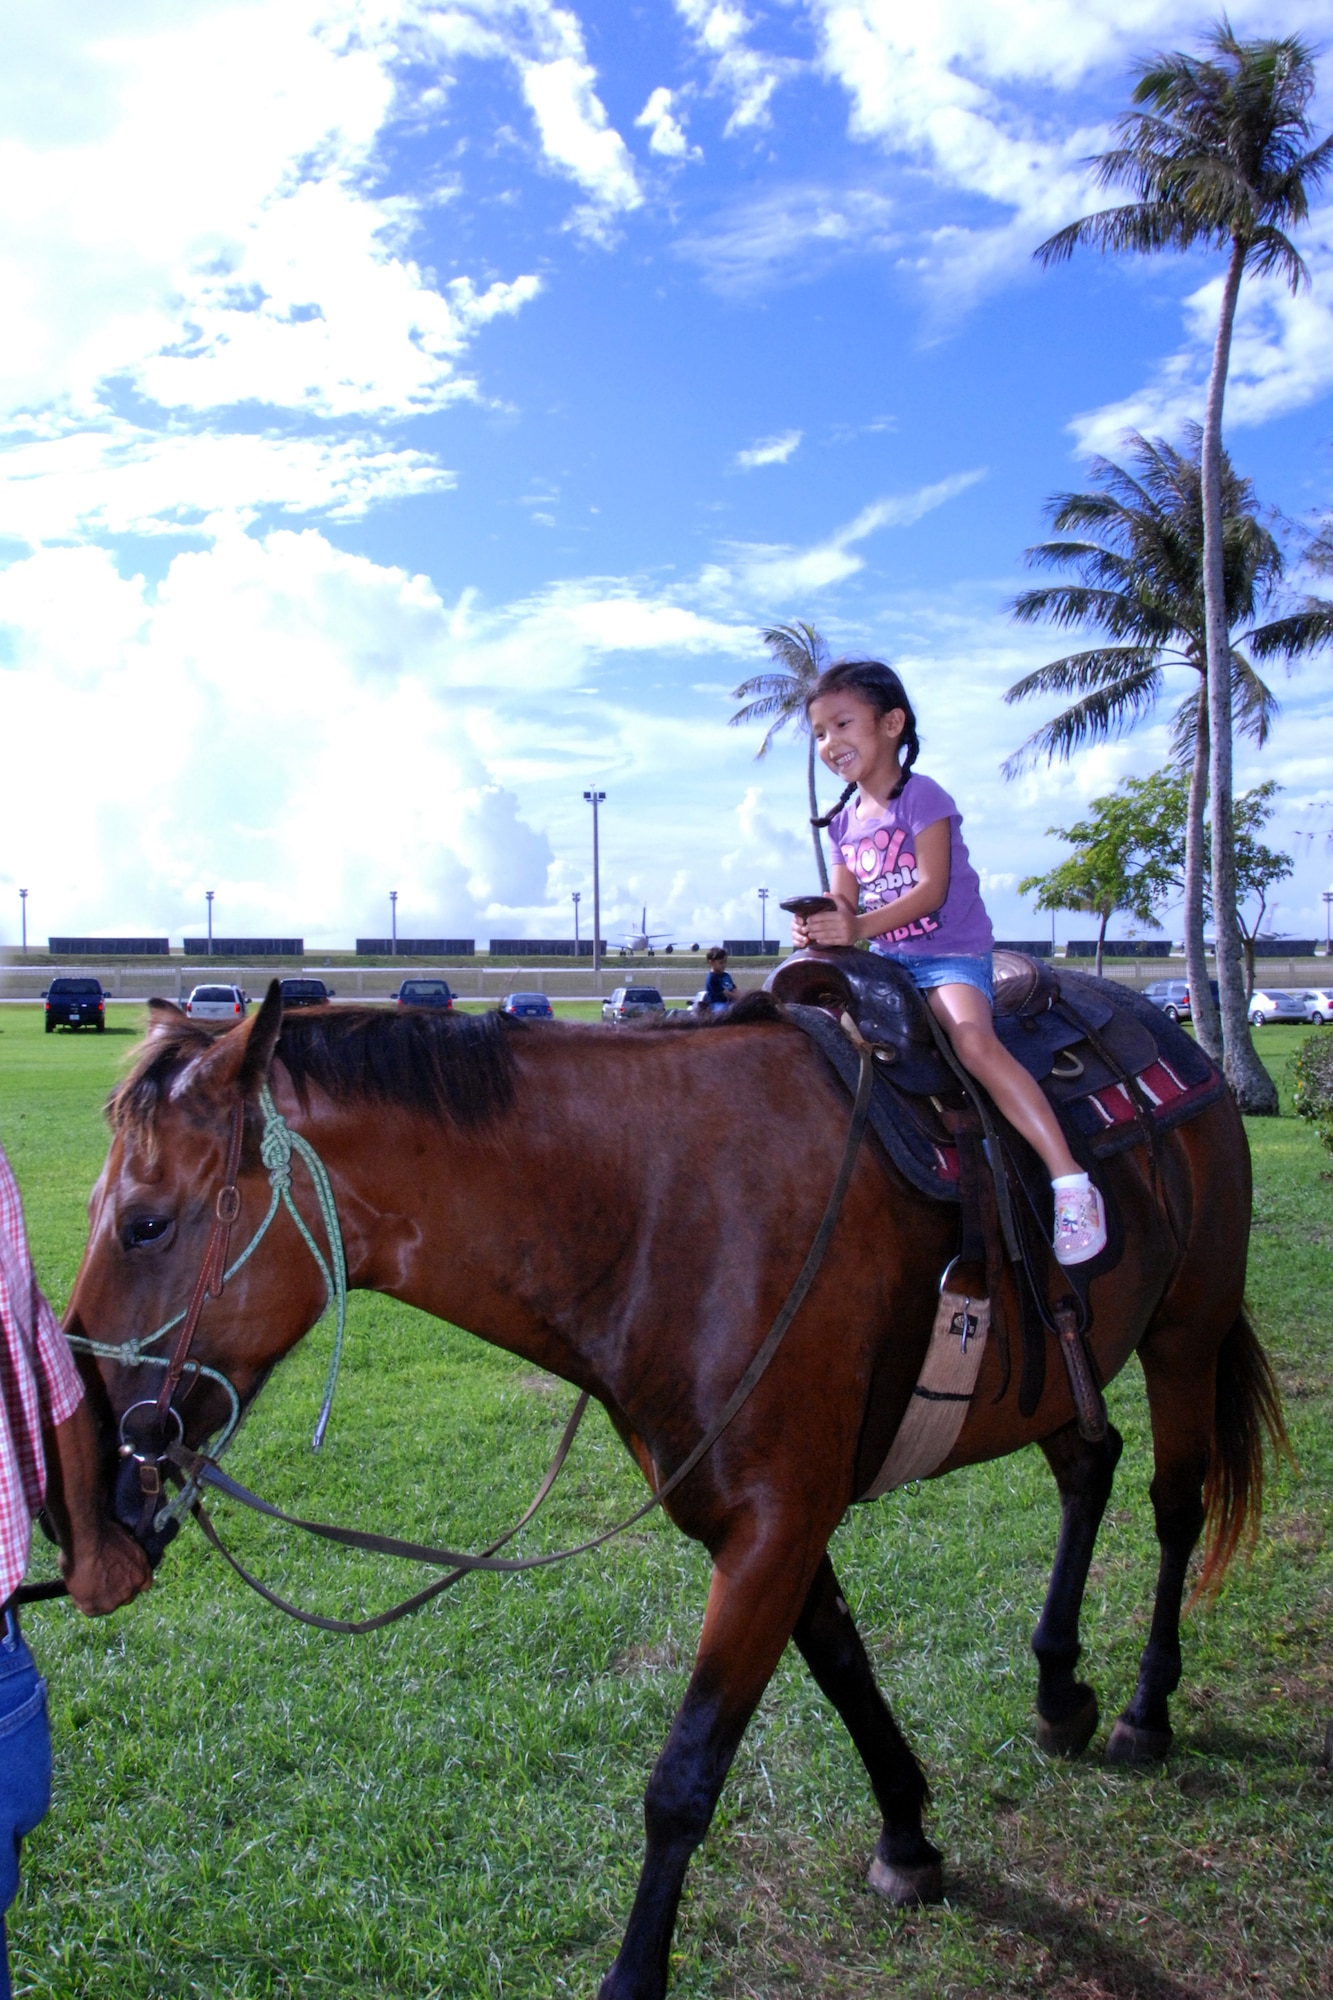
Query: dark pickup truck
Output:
[[43, 977, 107, 1032], [278, 977, 335, 1009]]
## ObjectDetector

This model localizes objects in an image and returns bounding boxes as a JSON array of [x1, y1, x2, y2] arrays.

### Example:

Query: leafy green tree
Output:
[[1020, 776, 1179, 978], [1228, 783, 1294, 996], [1004, 431, 1321, 1068], [1035, 21, 1331, 1114], [729, 621, 831, 888]]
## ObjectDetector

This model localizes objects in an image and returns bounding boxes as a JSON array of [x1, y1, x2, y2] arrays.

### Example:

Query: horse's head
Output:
[[69, 982, 328, 1558]]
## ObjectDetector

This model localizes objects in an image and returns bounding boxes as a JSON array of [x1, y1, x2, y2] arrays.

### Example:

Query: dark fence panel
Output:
[[488, 939, 605, 956], [48, 937, 169, 956], [1066, 939, 1171, 959], [1252, 938, 1317, 957], [182, 938, 303, 956], [356, 938, 475, 956], [721, 939, 773, 956], [994, 940, 1053, 957]]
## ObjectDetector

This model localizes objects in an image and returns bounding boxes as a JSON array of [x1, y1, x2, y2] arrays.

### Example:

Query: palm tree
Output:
[[1035, 20, 1331, 1111], [729, 621, 831, 889], [1002, 431, 1321, 1063]]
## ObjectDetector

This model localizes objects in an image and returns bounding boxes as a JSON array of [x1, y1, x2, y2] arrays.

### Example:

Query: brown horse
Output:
[[66, 983, 1284, 2000]]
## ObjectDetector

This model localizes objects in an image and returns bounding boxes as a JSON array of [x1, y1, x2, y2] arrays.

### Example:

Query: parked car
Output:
[[184, 983, 248, 1022], [42, 977, 106, 1033], [601, 985, 668, 1025], [1248, 988, 1308, 1026], [1141, 978, 1219, 1024], [1299, 988, 1333, 1025], [278, 977, 334, 1009], [394, 978, 453, 1012], [500, 991, 554, 1018]]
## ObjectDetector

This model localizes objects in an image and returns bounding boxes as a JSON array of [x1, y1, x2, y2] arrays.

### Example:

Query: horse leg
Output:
[[791, 1553, 941, 1904], [597, 1528, 827, 2000], [1032, 1420, 1124, 1757], [1105, 1343, 1210, 1766]]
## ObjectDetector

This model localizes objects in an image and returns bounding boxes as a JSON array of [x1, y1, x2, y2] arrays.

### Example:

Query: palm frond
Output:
[[1001, 665, 1163, 775], [1246, 601, 1333, 659], [1010, 585, 1177, 644], [1004, 649, 1163, 706]]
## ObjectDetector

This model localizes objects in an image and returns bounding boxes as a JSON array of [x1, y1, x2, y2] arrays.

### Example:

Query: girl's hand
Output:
[[805, 908, 860, 947], [791, 916, 809, 947]]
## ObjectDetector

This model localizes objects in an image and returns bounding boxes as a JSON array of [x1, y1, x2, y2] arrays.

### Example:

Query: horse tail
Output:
[[1194, 1309, 1291, 1601]]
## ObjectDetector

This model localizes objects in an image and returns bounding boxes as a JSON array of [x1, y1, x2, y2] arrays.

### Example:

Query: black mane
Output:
[[276, 1007, 517, 1126], [112, 1005, 518, 1132]]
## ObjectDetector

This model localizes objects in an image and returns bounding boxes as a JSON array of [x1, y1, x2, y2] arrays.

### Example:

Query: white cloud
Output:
[[636, 85, 700, 162], [0, 422, 453, 544], [702, 470, 986, 601], [674, 0, 799, 134], [0, 0, 556, 538], [734, 429, 802, 469], [678, 183, 894, 294], [0, 530, 557, 944], [519, 49, 643, 240], [805, 0, 1332, 305], [1068, 209, 1333, 456]]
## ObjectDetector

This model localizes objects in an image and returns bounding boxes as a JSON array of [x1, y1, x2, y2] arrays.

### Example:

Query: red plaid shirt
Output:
[[0, 1143, 85, 1603]]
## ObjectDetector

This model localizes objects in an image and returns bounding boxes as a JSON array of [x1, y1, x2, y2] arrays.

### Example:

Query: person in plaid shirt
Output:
[[0, 1140, 150, 1997]]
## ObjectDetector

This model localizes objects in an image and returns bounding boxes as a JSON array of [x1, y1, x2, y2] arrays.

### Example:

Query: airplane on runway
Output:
[[615, 907, 673, 954]]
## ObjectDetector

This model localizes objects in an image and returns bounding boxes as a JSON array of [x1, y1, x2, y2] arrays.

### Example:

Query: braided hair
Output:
[[806, 658, 920, 828]]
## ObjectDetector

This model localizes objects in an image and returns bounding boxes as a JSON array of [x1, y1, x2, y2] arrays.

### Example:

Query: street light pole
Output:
[[1323, 889, 1332, 953], [19, 889, 27, 954], [206, 890, 214, 956], [390, 890, 398, 957], [572, 890, 581, 955], [758, 886, 769, 951], [583, 790, 605, 975]]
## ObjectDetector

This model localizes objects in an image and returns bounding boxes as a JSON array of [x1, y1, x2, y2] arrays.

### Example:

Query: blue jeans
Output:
[[875, 951, 995, 1002], [0, 1609, 52, 2000]]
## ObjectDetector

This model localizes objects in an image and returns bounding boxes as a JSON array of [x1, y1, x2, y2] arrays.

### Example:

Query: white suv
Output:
[[184, 984, 248, 1022]]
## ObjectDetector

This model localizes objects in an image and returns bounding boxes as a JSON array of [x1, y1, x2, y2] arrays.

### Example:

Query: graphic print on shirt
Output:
[[842, 824, 940, 941]]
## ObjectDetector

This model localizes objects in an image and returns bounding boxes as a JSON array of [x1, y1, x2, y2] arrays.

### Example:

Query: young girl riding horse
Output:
[[793, 657, 1106, 1266]]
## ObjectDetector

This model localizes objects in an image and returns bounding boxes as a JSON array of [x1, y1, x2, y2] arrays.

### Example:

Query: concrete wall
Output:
[[5, 954, 1331, 1005]]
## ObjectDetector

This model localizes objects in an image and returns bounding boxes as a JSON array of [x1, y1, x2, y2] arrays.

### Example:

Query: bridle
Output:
[[65, 1080, 350, 1540], [59, 1045, 874, 1633]]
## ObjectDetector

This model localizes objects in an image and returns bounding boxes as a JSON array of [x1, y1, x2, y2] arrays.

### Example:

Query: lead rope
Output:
[[254, 1082, 349, 1451]]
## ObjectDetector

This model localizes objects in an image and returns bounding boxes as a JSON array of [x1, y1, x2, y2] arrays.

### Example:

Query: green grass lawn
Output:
[[0, 1005, 1329, 1999]]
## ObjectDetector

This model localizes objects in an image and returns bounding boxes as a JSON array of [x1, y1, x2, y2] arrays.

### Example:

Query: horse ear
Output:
[[237, 981, 285, 1092], [185, 981, 284, 1100], [145, 998, 188, 1036]]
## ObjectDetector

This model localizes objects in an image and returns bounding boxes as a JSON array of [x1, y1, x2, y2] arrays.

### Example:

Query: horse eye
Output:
[[122, 1216, 173, 1250]]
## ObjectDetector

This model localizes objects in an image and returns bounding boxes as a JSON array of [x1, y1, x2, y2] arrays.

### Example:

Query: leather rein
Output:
[[40, 1044, 875, 1633]]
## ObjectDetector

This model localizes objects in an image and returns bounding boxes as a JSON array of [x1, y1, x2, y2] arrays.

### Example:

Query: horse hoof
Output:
[[1036, 1685, 1099, 1758], [867, 1855, 943, 1906], [1105, 1718, 1173, 1765]]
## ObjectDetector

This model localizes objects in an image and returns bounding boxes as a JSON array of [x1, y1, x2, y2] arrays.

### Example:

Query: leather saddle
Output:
[[766, 947, 1226, 1429], [765, 947, 1223, 1203]]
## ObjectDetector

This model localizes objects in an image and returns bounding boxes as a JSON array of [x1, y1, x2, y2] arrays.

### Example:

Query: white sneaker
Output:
[[1052, 1180, 1107, 1266]]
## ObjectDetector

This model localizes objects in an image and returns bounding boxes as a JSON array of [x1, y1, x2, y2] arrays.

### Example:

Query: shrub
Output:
[[1292, 1032, 1333, 1154]]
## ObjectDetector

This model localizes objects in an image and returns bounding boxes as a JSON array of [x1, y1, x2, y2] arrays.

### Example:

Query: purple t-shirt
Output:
[[826, 772, 994, 958]]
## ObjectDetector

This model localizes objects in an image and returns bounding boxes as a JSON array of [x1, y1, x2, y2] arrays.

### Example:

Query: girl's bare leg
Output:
[[927, 983, 1082, 1181]]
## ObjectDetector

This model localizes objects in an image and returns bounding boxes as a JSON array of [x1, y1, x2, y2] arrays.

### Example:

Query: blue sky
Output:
[[2, 0, 1332, 951]]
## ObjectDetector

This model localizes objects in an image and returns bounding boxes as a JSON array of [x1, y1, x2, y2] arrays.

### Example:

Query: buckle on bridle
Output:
[[215, 1184, 241, 1224]]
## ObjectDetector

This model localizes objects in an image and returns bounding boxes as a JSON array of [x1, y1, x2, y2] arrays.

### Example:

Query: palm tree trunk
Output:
[[1095, 905, 1109, 981], [1202, 236, 1277, 1114], [1183, 680, 1221, 1059], [808, 733, 829, 891]]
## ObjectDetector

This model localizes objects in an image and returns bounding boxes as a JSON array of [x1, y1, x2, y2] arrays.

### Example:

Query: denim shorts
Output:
[[876, 951, 995, 1002], [0, 1605, 52, 1996]]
